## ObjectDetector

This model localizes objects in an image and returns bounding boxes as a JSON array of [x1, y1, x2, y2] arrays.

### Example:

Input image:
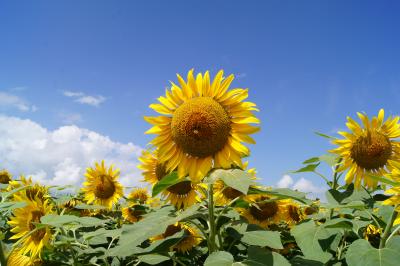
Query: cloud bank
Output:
[[0, 115, 143, 191]]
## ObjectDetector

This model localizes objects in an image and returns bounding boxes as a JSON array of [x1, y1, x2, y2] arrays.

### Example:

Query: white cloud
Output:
[[0, 91, 37, 112], [0, 115, 143, 191], [276, 175, 326, 200], [63, 90, 106, 107], [276, 174, 294, 188]]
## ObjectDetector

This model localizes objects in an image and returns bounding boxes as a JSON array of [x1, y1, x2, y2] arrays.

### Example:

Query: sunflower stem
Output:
[[0, 241, 6, 266], [208, 183, 218, 253], [379, 205, 398, 249]]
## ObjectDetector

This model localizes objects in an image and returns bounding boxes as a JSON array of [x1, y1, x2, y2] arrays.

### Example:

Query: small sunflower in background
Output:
[[364, 224, 382, 247], [121, 205, 146, 223], [281, 200, 306, 226], [127, 187, 150, 204], [152, 222, 202, 253], [145, 69, 260, 182], [0, 169, 12, 185], [8, 194, 53, 260], [214, 180, 245, 206], [138, 150, 203, 209], [330, 109, 400, 188], [81, 160, 124, 209], [237, 194, 287, 228], [164, 180, 204, 209]]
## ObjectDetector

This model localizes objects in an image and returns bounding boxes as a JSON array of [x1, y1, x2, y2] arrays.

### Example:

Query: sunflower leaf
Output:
[[204, 251, 234, 266], [345, 236, 400, 266], [241, 230, 283, 249], [290, 163, 320, 174], [209, 169, 253, 194], [152, 171, 184, 197]]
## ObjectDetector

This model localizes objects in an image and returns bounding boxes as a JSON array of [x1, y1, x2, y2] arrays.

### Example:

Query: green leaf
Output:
[[324, 200, 366, 210], [241, 231, 283, 249], [251, 188, 311, 204], [74, 203, 107, 210], [346, 236, 400, 266], [40, 214, 104, 228], [314, 131, 336, 139], [291, 220, 339, 263], [303, 157, 320, 164], [237, 246, 290, 266], [108, 205, 198, 257], [209, 169, 253, 194], [152, 171, 182, 197], [0, 201, 27, 210], [367, 174, 400, 187], [290, 163, 320, 173], [204, 251, 234, 266], [290, 256, 324, 266], [319, 154, 339, 166], [138, 254, 170, 265]]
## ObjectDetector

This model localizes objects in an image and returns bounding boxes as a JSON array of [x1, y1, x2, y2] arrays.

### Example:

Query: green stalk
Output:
[[379, 206, 398, 249], [208, 183, 217, 253], [0, 241, 6, 266], [329, 158, 343, 219]]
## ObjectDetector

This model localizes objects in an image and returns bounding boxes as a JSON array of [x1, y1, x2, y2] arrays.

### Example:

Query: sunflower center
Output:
[[288, 205, 301, 222], [351, 131, 392, 170], [163, 224, 182, 238], [222, 187, 243, 200], [94, 175, 116, 199], [28, 210, 46, 242], [0, 173, 10, 184], [167, 181, 192, 195], [155, 163, 167, 181], [250, 201, 278, 221], [129, 208, 145, 219], [171, 97, 231, 158]]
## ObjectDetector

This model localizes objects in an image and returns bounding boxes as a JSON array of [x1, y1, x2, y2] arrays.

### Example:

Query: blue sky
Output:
[[1, 1, 400, 194]]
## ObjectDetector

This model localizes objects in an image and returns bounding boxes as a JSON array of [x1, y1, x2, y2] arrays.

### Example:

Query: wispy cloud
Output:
[[0, 91, 37, 112], [63, 90, 106, 107], [59, 112, 84, 124]]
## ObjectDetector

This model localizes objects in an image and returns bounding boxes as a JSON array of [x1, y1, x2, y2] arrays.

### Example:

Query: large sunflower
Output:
[[237, 194, 288, 228], [8, 194, 53, 260], [330, 109, 400, 188], [151, 222, 202, 253], [145, 69, 260, 182], [81, 160, 124, 209], [138, 149, 203, 209]]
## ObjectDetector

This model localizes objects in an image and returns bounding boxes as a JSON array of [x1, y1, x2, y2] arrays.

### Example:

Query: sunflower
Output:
[[138, 149, 162, 185], [237, 194, 287, 228], [8, 194, 53, 260], [121, 205, 146, 223], [0, 169, 12, 185], [152, 223, 202, 253], [281, 200, 306, 226], [127, 187, 150, 204], [145, 69, 260, 182], [214, 180, 245, 206], [382, 163, 400, 224], [81, 160, 124, 209], [330, 109, 400, 188], [6, 249, 41, 266], [138, 149, 203, 209]]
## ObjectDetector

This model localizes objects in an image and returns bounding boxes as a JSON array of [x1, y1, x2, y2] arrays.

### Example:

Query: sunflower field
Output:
[[2, 70, 400, 266]]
